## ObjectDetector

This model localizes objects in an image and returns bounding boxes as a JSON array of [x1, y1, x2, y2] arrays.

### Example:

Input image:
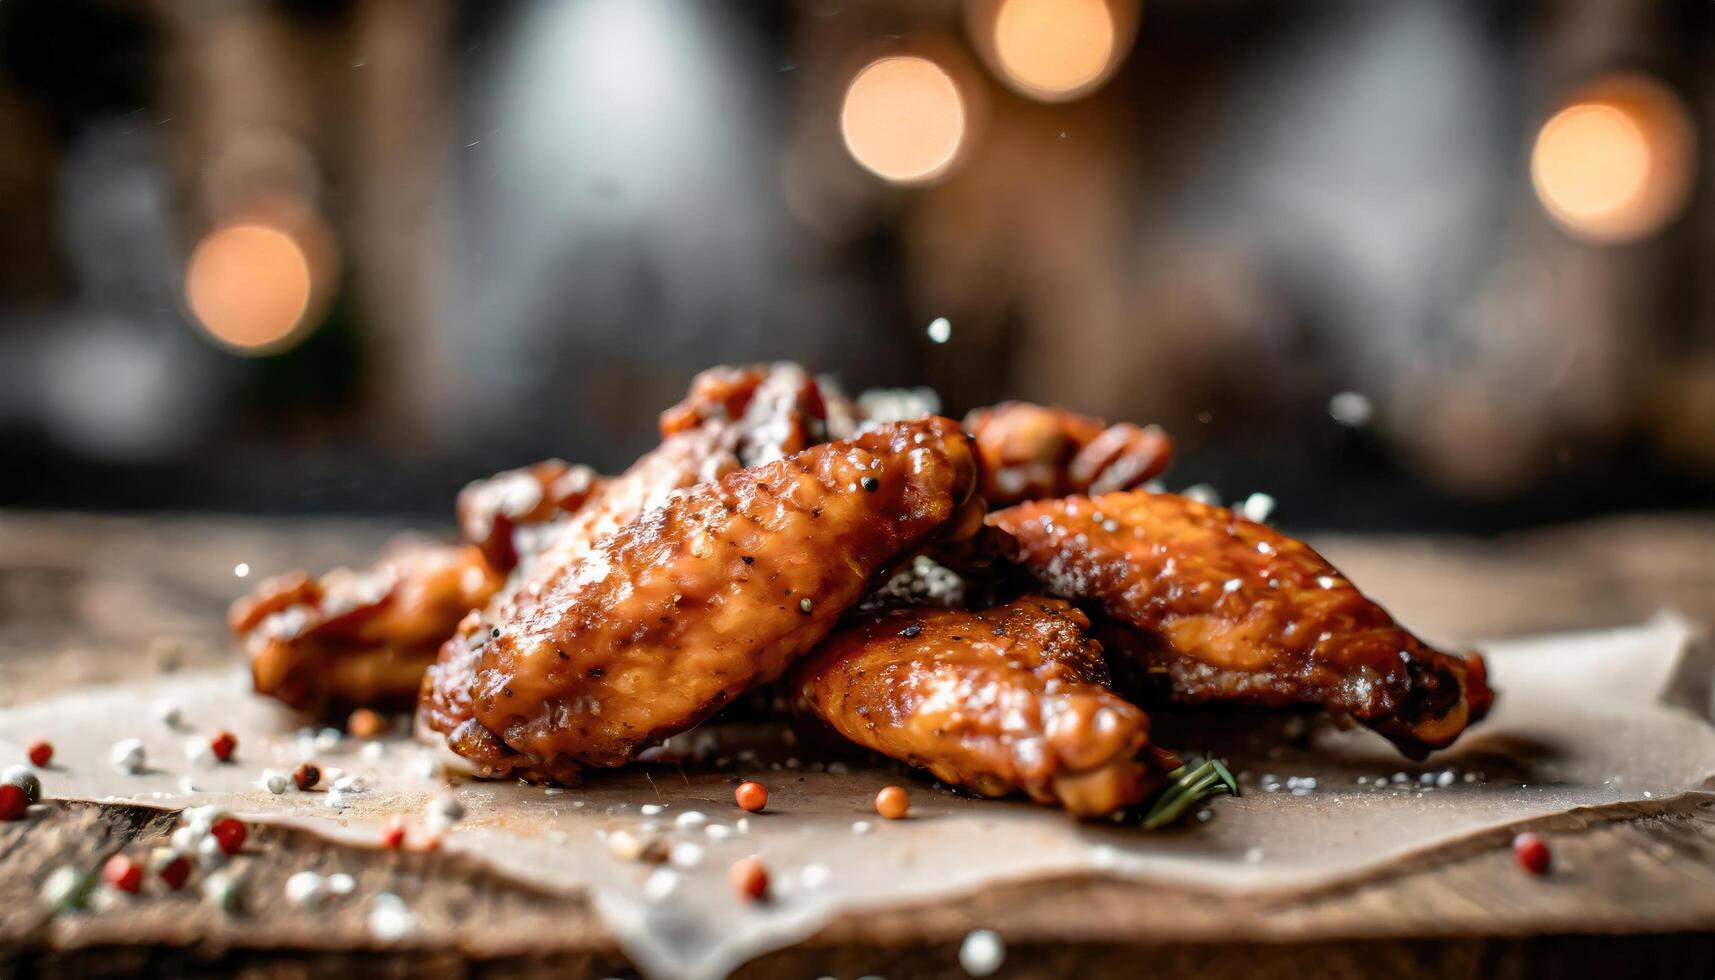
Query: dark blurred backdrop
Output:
[[2, 0, 1713, 531]]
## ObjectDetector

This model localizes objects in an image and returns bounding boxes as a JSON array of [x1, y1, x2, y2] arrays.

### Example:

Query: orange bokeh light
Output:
[[1531, 74, 1695, 243], [840, 55, 967, 185], [184, 224, 314, 353], [992, 0, 1117, 101]]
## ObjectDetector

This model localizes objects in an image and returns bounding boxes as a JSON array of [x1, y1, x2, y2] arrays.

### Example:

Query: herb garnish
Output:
[[1141, 757, 1239, 830]]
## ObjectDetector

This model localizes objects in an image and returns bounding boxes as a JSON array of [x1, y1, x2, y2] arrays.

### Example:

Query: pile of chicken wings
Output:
[[232, 363, 1492, 819]]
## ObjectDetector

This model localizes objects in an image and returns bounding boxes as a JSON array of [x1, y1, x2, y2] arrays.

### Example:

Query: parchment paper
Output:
[[2, 613, 1710, 979]]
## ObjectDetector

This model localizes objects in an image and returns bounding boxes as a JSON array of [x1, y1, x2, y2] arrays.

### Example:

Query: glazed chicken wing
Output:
[[457, 460, 605, 571], [229, 539, 504, 710], [963, 401, 1173, 506], [481, 363, 831, 581], [985, 492, 1492, 758], [418, 364, 836, 768], [423, 416, 980, 780], [658, 361, 830, 465], [794, 597, 1176, 817]]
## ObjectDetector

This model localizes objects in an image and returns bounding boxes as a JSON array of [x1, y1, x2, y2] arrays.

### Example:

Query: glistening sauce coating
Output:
[[440, 418, 978, 779], [986, 491, 1492, 757], [230, 539, 503, 710], [417, 364, 834, 776], [795, 597, 1176, 817], [963, 401, 1173, 505]]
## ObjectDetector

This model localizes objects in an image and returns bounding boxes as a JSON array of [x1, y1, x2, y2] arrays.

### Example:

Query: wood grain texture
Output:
[[3, 511, 1714, 978]]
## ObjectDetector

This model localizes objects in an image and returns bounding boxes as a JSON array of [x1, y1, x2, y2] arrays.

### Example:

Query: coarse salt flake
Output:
[[111, 739, 146, 775]]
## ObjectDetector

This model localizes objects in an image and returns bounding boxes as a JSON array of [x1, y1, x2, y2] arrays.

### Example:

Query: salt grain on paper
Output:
[[183, 738, 214, 766], [110, 739, 146, 775], [797, 863, 831, 890], [411, 753, 443, 781], [669, 841, 705, 869], [427, 792, 466, 832], [643, 868, 680, 902], [606, 830, 646, 862]]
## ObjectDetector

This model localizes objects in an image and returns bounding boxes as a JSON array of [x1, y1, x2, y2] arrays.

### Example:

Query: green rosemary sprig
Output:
[[1141, 756, 1239, 830]]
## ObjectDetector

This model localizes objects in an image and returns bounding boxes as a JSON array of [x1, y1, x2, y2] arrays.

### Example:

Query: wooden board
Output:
[[3, 511, 1715, 978]]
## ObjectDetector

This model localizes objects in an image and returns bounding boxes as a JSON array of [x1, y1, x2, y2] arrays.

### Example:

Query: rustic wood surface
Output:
[[3, 511, 1715, 979]]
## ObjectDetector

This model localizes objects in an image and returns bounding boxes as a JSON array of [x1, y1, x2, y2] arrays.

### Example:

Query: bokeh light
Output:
[[184, 224, 314, 353], [993, 0, 1117, 101], [840, 56, 967, 184], [1531, 73, 1695, 244]]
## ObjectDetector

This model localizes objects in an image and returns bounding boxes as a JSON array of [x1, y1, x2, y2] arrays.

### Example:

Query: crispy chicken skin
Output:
[[460, 364, 829, 575], [457, 460, 605, 571], [417, 365, 835, 772], [423, 417, 980, 780], [419, 428, 748, 778], [963, 401, 1173, 506], [659, 361, 830, 465], [230, 539, 504, 710], [985, 492, 1492, 758], [794, 598, 1176, 817]]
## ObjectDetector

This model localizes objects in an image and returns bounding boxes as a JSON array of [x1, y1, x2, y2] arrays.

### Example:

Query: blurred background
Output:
[[2, 0, 1713, 531]]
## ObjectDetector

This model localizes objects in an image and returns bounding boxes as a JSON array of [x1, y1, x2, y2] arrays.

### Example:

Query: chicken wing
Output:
[[230, 539, 504, 710], [794, 597, 1176, 817], [658, 361, 830, 466], [417, 365, 837, 769], [421, 417, 980, 781], [963, 401, 1173, 505], [985, 491, 1492, 757], [456, 460, 605, 571]]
